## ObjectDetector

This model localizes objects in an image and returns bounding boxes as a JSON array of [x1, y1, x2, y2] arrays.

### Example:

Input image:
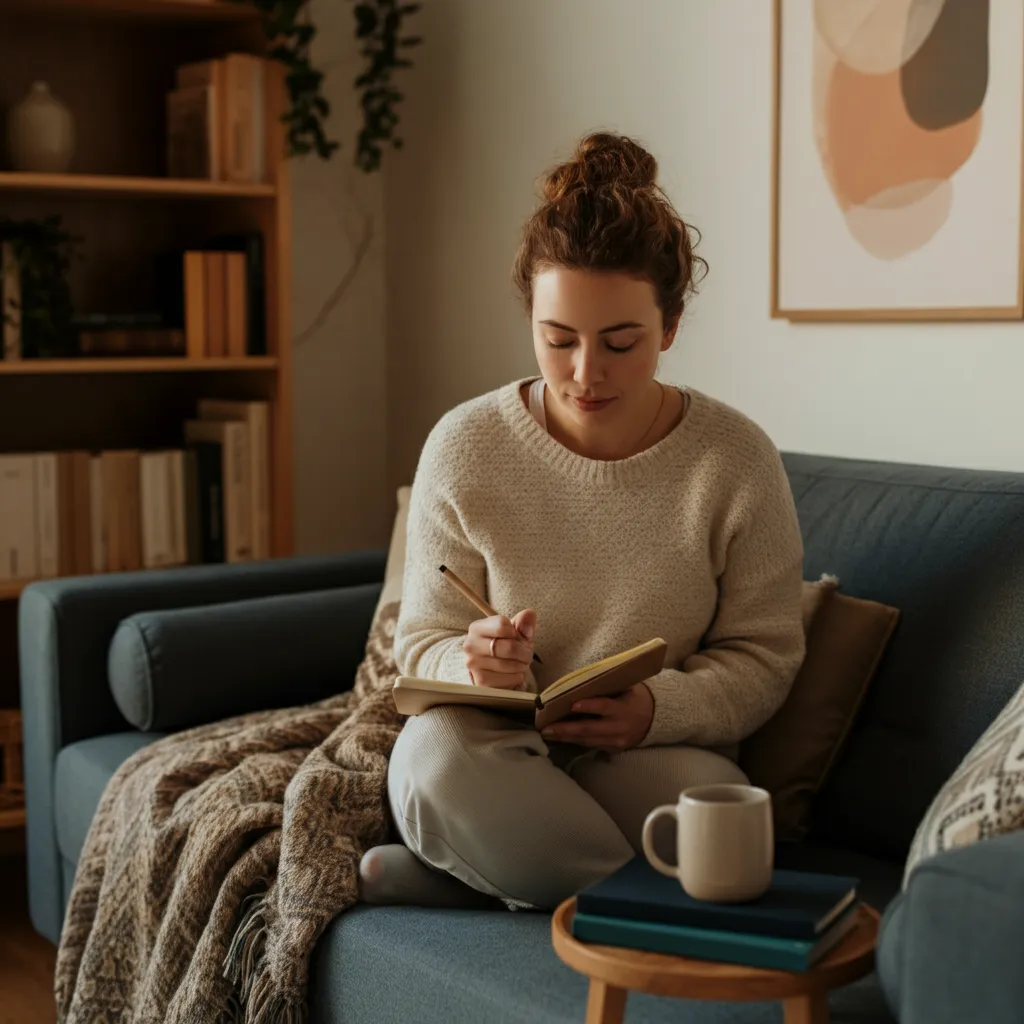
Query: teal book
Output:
[[570, 905, 861, 972], [576, 855, 858, 940]]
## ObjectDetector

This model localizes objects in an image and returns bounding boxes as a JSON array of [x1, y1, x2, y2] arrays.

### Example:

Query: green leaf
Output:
[[269, 44, 301, 66], [354, 3, 378, 37]]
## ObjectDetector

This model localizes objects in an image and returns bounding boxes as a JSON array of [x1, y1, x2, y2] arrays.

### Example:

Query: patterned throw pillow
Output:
[[903, 680, 1024, 888]]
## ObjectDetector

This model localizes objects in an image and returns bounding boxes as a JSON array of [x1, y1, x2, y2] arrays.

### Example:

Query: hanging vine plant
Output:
[[237, 0, 422, 171]]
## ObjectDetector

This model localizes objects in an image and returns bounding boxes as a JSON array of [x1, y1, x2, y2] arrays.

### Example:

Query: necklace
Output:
[[633, 382, 666, 453]]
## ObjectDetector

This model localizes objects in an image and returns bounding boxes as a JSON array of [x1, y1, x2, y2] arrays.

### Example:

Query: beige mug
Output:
[[641, 783, 774, 902]]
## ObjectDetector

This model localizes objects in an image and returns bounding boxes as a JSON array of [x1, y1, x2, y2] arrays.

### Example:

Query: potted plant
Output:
[[241, 0, 423, 171], [0, 215, 80, 359]]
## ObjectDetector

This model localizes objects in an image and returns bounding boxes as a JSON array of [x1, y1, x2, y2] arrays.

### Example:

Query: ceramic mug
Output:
[[641, 783, 774, 902]]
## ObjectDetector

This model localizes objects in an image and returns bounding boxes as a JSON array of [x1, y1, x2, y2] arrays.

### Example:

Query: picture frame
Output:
[[771, 0, 1024, 322]]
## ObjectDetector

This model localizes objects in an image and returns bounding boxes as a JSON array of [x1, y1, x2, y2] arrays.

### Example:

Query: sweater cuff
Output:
[[639, 672, 690, 747], [431, 636, 473, 685]]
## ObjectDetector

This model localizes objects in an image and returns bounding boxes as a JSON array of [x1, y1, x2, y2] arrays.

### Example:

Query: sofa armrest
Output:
[[877, 831, 1024, 1024], [17, 550, 386, 943], [108, 584, 382, 732]]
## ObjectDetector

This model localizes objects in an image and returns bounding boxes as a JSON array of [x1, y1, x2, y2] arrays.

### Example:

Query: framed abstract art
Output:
[[772, 0, 1024, 321]]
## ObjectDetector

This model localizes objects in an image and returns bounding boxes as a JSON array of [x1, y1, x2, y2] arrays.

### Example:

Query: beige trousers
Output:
[[387, 705, 749, 910]]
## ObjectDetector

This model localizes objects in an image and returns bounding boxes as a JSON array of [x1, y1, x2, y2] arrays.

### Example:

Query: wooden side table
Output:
[[552, 898, 879, 1024]]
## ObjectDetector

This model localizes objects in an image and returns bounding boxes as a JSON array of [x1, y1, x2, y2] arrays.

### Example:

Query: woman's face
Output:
[[531, 267, 676, 434]]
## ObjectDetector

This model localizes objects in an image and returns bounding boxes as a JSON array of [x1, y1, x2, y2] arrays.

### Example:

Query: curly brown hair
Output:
[[511, 132, 707, 327]]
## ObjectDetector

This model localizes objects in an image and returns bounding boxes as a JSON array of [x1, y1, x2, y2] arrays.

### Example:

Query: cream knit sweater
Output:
[[394, 378, 805, 748]]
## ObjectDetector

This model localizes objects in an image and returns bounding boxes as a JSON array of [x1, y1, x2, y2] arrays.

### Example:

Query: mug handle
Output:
[[641, 804, 678, 878]]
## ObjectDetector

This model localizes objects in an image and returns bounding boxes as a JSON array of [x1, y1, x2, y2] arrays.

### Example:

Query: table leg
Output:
[[783, 992, 829, 1024], [585, 979, 627, 1024]]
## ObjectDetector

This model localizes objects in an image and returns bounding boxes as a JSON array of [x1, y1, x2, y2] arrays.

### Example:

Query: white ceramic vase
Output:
[[7, 81, 75, 174]]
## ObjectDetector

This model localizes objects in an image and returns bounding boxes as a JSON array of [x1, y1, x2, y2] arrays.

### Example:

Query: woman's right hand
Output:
[[463, 609, 537, 689]]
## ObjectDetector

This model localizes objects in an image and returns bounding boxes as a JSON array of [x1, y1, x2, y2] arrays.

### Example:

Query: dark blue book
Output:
[[571, 904, 861, 972], [576, 855, 858, 940]]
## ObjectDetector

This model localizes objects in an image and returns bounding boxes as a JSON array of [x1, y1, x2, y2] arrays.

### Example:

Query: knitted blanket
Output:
[[55, 601, 405, 1024]]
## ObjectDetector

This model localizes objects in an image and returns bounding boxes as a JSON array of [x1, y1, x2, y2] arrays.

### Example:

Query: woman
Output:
[[360, 132, 805, 911]]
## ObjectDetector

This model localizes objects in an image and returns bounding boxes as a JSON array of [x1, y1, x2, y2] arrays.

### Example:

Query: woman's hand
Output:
[[541, 683, 654, 751], [463, 609, 537, 689]]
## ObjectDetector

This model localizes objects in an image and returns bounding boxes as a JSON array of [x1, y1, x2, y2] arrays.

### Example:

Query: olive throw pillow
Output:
[[903, 678, 1024, 888], [740, 575, 901, 842]]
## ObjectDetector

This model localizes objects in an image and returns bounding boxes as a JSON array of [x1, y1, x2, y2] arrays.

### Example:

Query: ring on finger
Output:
[[490, 637, 497, 659]]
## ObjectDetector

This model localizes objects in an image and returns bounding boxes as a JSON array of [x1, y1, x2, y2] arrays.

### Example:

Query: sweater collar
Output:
[[497, 377, 705, 486]]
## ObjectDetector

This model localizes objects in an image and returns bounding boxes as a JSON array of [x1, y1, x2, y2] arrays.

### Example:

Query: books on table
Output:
[[572, 855, 861, 973]]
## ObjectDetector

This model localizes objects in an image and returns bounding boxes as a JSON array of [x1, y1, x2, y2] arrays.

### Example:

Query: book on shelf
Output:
[[1, 241, 21, 362], [78, 328, 186, 357], [206, 233, 266, 355], [157, 242, 262, 359], [0, 456, 37, 580], [140, 451, 188, 568], [166, 83, 220, 180], [576, 855, 859, 941], [99, 451, 142, 572], [196, 399, 270, 559], [184, 418, 252, 562], [393, 638, 668, 729], [570, 905, 861, 973], [204, 251, 228, 357], [172, 53, 266, 184], [190, 441, 224, 564], [0, 399, 271, 582], [183, 250, 206, 358]]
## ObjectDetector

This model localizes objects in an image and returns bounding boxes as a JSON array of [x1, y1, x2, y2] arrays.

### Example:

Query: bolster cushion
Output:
[[108, 583, 382, 732]]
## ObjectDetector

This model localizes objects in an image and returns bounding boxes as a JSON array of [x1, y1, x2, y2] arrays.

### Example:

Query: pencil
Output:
[[438, 564, 543, 665]]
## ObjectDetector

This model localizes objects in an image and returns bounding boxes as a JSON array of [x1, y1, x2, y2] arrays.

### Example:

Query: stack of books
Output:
[[0, 398, 270, 581], [166, 53, 267, 184], [573, 855, 861, 972]]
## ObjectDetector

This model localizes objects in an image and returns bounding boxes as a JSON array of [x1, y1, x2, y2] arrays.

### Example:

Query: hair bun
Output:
[[542, 132, 658, 202]]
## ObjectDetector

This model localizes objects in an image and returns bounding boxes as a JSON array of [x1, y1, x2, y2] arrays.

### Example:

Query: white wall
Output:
[[291, 0, 389, 553], [384, 0, 1024, 493]]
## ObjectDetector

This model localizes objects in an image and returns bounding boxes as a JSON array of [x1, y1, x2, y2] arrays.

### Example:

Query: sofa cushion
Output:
[[310, 837, 898, 1024], [782, 454, 1024, 861], [877, 831, 1024, 1024], [902, 677, 1024, 886], [54, 731, 164, 864], [741, 577, 900, 841], [311, 897, 895, 1024]]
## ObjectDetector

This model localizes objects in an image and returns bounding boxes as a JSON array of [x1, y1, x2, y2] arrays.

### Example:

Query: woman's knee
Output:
[[390, 706, 471, 801], [389, 705, 524, 818]]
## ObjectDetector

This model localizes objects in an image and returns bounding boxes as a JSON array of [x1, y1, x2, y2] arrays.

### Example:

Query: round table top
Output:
[[551, 899, 879, 1002]]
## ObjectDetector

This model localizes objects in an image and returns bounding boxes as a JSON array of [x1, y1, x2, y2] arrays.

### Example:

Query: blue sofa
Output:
[[19, 453, 1024, 1023]]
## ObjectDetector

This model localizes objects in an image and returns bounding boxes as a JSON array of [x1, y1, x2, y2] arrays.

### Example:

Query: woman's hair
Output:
[[511, 132, 707, 326]]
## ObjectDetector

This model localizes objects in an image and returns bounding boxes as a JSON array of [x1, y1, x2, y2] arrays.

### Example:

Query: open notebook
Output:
[[392, 637, 667, 729]]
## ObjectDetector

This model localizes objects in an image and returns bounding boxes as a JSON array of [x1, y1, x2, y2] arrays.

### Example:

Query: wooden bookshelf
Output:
[[0, 581, 29, 602], [0, 171, 276, 199], [0, 0, 296, 802], [0, 806, 26, 830], [0, 356, 278, 375], [4, 0, 262, 21]]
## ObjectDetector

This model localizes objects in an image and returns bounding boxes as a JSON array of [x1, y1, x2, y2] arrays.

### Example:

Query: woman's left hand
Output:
[[541, 683, 654, 751]]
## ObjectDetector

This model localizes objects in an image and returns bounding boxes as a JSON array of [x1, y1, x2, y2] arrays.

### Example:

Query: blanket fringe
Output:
[[223, 888, 305, 1023]]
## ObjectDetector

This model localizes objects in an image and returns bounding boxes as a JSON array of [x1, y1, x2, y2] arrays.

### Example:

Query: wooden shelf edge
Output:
[[0, 171, 275, 199], [0, 580, 30, 601], [0, 356, 278, 375], [3, 0, 262, 22], [0, 807, 26, 831]]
